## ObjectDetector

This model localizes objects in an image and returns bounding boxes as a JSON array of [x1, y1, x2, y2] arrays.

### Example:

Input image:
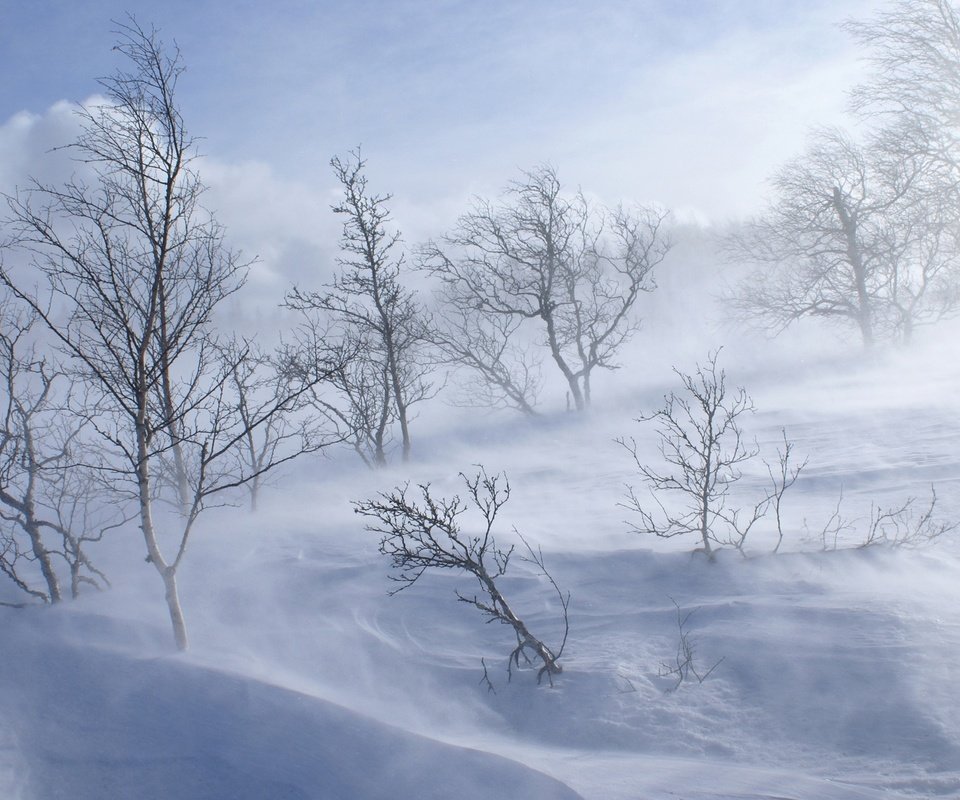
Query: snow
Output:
[[2, 341, 960, 799]]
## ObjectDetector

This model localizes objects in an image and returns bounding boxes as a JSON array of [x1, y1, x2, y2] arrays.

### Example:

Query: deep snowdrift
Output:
[[0, 608, 583, 800]]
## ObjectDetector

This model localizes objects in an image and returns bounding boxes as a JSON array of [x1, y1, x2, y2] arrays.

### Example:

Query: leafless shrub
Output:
[[619, 352, 805, 558], [807, 485, 953, 551], [806, 488, 856, 552], [767, 432, 808, 554], [658, 598, 724, 692], [859, 487, 956, 548]]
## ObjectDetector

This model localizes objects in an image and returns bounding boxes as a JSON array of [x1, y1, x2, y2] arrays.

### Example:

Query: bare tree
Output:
[[218, 336, 326, 512], [730, 3, 960, 347], [875, 146, 960, 341], [286, 150, 433, 465], [728, 129, 893, 348], [1, 20, 330, 649], [849, 1, 960, 339], [421, 165, 669, 411], [619, 352, 803, 558], [847, 0, 960, 180], [619, 352, 755, 558], [355, 469, 569, 684], [0, 305, 114, 603], [430, 304, 541, 416], [730, 124, 960, 346], [282, 317, 397, 468]]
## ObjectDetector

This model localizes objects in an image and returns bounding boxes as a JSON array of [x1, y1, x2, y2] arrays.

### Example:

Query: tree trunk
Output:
[[543, 309, 585, 411], [161, 375, 191, 515], [383, 329, 412, 462], [700, 441, 714, 558], [158, 280, 191, 516], [19, 426, 62, 602], [372, 382, 389, 467], [479, 569, 561, 677], [699, 503, 713, 558], [25, 520, 62, 603], [161, 567, 188, 651], [0, 424, 63, 603], [136, 406, 189, 650], [389, 367, 412, 462], [901, 311, 914, 345], [832, 187, 874, 349]]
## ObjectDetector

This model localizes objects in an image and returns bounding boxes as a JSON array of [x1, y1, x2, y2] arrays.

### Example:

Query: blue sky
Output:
[[1, 1, 883, 289]]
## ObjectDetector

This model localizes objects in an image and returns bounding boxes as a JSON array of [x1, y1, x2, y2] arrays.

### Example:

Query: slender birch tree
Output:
[[2, 20, 330, 648], [286, 150, 433, 465]]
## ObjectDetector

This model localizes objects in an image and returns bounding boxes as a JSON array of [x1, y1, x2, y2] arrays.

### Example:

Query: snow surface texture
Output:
[[2, 344, 960, 799]]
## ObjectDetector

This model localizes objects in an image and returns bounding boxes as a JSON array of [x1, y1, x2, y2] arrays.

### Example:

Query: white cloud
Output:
[[200, 159, 341, 293], [0, 1, 892, 317], [3, 1, 888, 229], [0, 101, 87, 193]]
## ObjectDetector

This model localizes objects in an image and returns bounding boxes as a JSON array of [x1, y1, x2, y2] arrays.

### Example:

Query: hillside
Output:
[[2, 346, 959, 799]]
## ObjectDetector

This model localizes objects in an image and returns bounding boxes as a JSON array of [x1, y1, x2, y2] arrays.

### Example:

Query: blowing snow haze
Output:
[[1, 1, 959, 799]]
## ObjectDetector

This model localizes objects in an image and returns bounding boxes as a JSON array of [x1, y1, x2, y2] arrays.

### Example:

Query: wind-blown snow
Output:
[[2, 345, 959, 799]]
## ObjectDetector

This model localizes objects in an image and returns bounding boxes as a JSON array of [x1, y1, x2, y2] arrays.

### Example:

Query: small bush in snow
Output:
[[658, 598, 724, 692]]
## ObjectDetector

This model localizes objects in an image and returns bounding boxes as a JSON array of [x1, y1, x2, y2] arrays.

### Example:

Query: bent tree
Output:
[[848, 0, 960, 179], [729, 1, 960, 349], [727, 129, 887, 348], [2, 21, 326, 649], [355, 469, 569, 684]]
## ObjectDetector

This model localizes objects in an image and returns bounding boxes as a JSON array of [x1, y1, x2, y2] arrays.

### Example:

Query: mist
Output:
[[1, 2, 960, 799]]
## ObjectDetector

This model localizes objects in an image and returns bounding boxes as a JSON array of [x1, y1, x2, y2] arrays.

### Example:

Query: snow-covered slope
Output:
[[0, 607, 584, 800], [3, 347, 960, 799]]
